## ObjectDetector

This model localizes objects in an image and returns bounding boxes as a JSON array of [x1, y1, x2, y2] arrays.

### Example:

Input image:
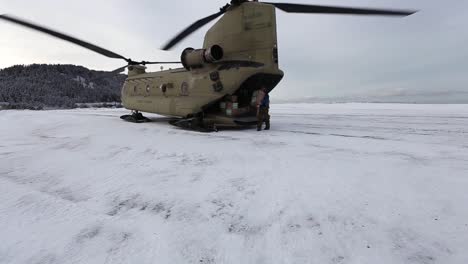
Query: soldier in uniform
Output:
[[256, 87, 270, 131]]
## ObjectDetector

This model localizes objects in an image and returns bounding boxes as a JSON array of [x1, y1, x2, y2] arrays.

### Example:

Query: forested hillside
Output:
[[0, 64, 126, 109]]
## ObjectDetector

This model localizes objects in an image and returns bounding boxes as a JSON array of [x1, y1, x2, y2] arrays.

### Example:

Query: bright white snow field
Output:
[[0, 103, 467, 264]]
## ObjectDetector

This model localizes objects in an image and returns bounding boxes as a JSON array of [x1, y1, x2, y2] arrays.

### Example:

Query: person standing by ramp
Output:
[[256, 87, 270, 131]]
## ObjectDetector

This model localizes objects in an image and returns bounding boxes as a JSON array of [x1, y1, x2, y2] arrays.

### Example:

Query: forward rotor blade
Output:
[[111, 65, 129, 74], [266, 3, 416, 16], [162, 10, 226, 50], [143, 61, 181, 65], [111, 61, 181, 73], [0, 14, 129, 61]]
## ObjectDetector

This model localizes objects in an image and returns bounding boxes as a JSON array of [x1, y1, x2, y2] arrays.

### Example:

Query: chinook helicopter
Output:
[[0, 0, 416, 131]]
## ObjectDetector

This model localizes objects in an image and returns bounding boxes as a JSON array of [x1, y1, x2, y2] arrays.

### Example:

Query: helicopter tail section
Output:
[[203, 2, 281, 72]]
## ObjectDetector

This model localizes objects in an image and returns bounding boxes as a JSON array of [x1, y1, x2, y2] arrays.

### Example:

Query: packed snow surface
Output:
[[1, 103, 467, 264]]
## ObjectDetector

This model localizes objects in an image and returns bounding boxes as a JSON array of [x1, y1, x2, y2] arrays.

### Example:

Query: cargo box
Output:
[[225, 95, 238, 102], [251, 91, 259, 106], [251, 98, 257, 107], [226, 106, 251, 117]]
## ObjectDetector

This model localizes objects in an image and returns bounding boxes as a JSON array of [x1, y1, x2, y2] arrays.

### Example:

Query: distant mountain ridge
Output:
[[0, 64, 126, 109], [273, 91, 468, 104]]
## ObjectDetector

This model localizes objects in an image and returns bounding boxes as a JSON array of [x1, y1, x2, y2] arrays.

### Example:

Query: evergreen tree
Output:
[[0, 64, 126, 109]]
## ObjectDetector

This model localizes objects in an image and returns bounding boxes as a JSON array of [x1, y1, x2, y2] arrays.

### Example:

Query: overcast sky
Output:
[[1, 0, 467, 100]]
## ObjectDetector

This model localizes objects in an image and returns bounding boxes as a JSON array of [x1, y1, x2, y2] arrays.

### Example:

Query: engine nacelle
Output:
[[180, 45, 224, 70]]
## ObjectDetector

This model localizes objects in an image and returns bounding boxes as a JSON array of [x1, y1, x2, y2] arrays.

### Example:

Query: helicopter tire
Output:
[[120, 112, 151, 123], [169, 117, 217, 132]]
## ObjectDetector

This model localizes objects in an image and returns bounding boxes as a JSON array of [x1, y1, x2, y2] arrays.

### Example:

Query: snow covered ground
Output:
[[1, 103, 467, 264]]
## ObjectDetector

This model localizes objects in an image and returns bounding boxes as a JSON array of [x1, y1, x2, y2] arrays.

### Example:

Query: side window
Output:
[[180, 82, 189, 96], [160, 84, 167, 94]]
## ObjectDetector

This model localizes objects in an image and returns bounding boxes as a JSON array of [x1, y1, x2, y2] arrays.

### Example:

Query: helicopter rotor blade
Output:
[[143, 61, 181, 65], [111, 65, 130, 74], [1, 14, 181, 67], [265, 3, 416, 16], [162, 7, 228, 50], [111, 61, 181, 74], [0, 14, 130, 61]]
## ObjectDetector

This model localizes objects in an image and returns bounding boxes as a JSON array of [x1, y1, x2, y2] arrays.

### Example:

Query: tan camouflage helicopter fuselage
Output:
[[122, 2, 283, 126]]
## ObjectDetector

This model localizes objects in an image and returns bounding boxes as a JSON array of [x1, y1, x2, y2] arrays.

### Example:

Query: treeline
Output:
[[0, 64, 126, 109]]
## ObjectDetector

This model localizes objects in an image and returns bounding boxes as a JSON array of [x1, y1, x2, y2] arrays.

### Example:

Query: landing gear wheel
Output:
[[169, 114, 217, 132], [120, 111, 151, 123]]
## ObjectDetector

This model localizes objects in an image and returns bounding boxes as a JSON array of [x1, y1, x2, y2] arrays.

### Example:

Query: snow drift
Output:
[[0, 103, 467, 264]]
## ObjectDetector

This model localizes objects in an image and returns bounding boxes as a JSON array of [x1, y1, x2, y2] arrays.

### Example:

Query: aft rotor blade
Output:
[[266, 3, 416, 16], [0, 14, 129, 61], [162, 10, 226, 50]]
